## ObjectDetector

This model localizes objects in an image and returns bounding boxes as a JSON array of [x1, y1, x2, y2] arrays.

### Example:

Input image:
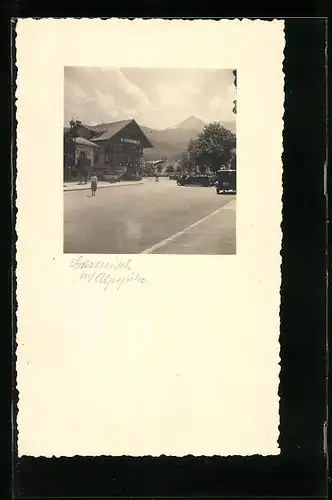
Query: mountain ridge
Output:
[[65, 116, 236, 164], [172, 116, 206, 131], [140, 117, 236, 162]]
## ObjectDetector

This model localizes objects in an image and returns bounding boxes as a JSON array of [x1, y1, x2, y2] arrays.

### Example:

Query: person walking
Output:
[[90, 172, 98, 197]]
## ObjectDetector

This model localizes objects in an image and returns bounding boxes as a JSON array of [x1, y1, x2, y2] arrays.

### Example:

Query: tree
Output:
[[187, 122, 236, 172], [142, 162, 155, 176], [180, 148, 197, 172], [174, 160, 182, 173], [229, 149, 236, 170], [177, 151, 189, 172], [166, 165, 174, 174]]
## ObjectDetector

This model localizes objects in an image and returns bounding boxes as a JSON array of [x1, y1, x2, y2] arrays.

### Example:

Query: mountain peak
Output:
[[175, 116, 206, 131]]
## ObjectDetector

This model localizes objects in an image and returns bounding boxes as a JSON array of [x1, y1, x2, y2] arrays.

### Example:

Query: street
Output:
[[63, 178, 236, 254]]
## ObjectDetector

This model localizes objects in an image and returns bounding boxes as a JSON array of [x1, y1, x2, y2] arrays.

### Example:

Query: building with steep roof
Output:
[[64, 119, 153, 181]]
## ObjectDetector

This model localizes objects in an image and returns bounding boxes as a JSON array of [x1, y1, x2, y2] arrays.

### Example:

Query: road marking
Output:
[[141, 199, 236, 254]]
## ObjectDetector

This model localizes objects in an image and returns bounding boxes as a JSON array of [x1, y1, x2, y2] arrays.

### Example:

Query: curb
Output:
[[64, 181, 143, 192]]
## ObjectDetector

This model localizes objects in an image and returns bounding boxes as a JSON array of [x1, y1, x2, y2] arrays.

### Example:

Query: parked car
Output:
[[215, 169, 236, 194], [168, 173, 177, 180], [176, 173, 215, 187]]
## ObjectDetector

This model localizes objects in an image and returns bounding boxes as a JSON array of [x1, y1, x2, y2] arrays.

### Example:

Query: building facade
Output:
[[64, 119, 153, 181], [64, 133, 99, 181]]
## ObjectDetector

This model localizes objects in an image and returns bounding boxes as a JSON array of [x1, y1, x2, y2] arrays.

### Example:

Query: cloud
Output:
[[110, 69, 150, 111], [122, 109, 138, 118], [64, 68, 152, 125], [207, 94, 235, 122], [177, 81, 199, 98], [65, 81, 114, 124], [227, 83, 237, 100], [209, 96, 225, 112], [94, 89, 117, 118], [64, 67, 235, 128], [155, 81, 200, 109], [155, 84, 184, 108]]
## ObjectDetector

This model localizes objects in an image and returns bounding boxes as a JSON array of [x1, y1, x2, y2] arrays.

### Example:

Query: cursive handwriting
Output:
[[70, 255, 133, 272], [69, 255, 148, 291]]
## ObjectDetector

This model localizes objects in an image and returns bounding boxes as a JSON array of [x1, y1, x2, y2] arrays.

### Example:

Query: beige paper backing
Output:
[[15, 19, 284, 457]]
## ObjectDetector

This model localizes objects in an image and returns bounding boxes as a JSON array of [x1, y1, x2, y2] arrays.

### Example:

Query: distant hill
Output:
[[175, 116, 206, 131], [140, 124, 201, 163], [140, 116, 236, 163], [171, 116, 236, 134], [64, 116, 236, 164]]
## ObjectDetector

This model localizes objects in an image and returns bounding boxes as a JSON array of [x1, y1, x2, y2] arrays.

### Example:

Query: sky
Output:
[[64, 67, 236, 130]]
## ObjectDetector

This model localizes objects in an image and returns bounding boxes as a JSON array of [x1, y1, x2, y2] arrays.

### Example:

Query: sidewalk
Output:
[[64, 180, 143, 192]]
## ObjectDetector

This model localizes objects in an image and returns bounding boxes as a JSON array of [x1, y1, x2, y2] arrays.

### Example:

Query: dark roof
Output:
[[80, 124, 108, 134], [91, 120, 133, 141], [78, 119, 153, 148]]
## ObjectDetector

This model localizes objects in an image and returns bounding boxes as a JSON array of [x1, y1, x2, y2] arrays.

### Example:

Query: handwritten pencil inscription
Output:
[[69, 255, 148, 291]]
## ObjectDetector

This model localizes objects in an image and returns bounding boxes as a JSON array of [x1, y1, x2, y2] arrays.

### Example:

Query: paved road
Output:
[[64, 178, 236, 254]]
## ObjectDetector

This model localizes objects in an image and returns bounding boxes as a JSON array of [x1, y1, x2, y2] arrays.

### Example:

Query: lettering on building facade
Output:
[[120, 137, 140, 145]]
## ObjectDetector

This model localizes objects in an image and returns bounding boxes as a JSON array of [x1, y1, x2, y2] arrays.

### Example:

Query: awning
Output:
[[73, 137, 99, 147], [147, 159, 167, 166]]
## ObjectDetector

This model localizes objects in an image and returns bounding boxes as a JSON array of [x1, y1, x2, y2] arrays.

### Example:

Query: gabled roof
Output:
[[77, 119, 153, 148], [80, 124, 109, 134], [91, 120, 133, 141]]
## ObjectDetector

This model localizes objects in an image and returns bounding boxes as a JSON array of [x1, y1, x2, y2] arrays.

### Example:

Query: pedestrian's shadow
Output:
[[85, 194, 94, 198]]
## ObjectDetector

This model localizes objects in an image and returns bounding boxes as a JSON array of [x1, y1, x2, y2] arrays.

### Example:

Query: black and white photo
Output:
[[63, 67, 237, 254], [16, 18, 284, 459]]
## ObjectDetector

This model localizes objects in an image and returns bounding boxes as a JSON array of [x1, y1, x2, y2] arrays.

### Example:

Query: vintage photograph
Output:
[[63, 67, 237, 254], [17, 19, 284, 460]]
